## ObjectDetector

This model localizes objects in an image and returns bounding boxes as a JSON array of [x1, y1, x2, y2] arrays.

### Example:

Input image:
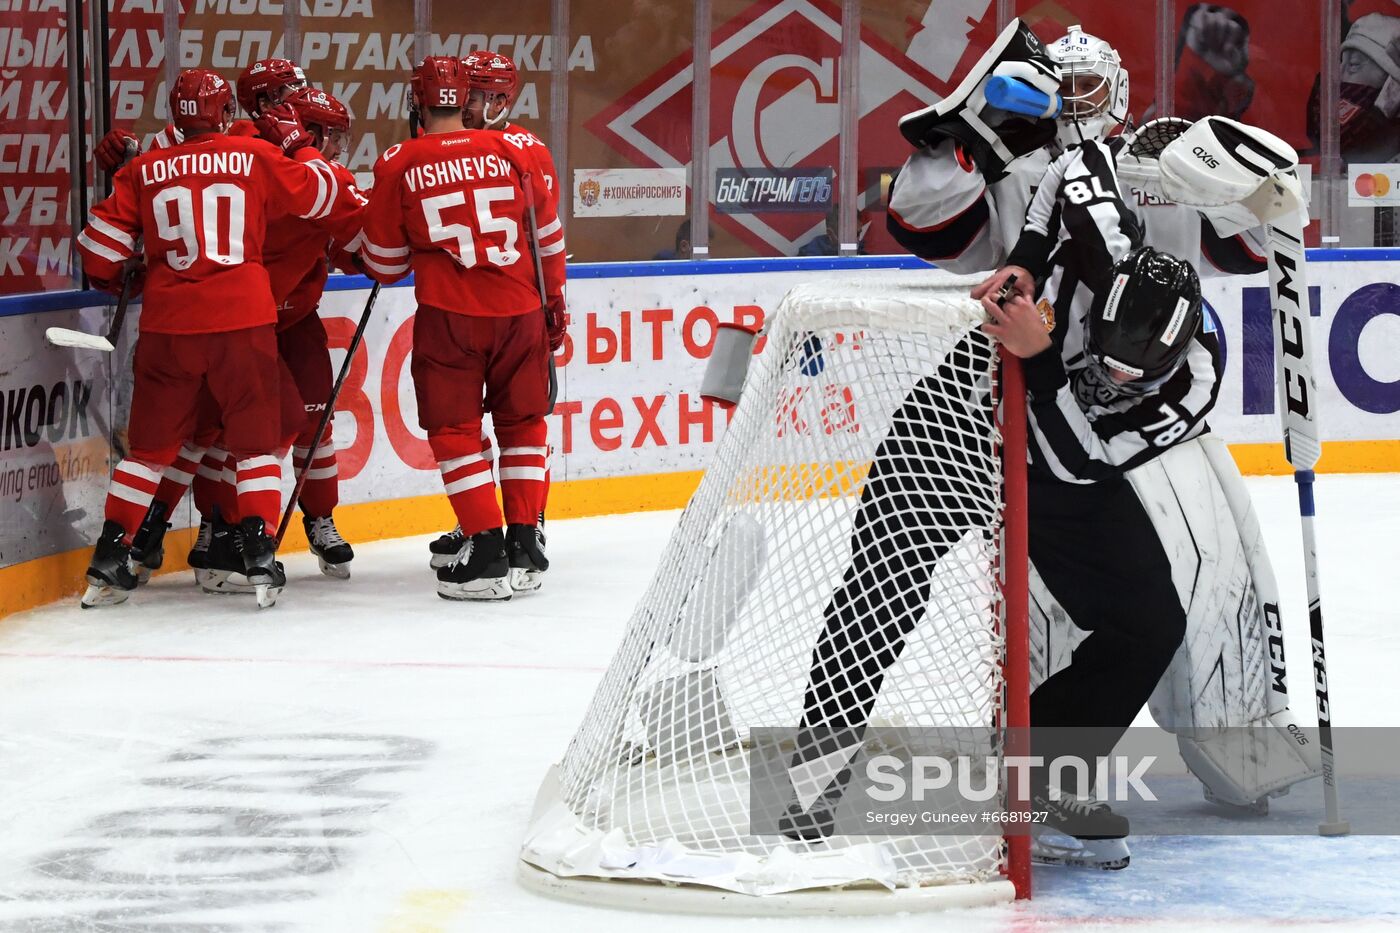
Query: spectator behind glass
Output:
[[1174, 4, 1254, 122], [653, 219, 692, 260], [1308, 9, 1400, 162], [799, 205, 870, 256]]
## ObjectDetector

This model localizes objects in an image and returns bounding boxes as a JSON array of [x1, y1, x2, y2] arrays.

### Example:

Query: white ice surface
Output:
[[1, 476, 1399, 932]]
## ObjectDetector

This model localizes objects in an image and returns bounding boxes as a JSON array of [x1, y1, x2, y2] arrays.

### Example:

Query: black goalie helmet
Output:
[[1085, 247, 1202, 396]]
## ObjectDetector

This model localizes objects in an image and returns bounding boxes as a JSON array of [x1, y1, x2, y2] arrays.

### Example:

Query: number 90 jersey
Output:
[[77, 133, 349, 334], [358, 129, 566, 317]]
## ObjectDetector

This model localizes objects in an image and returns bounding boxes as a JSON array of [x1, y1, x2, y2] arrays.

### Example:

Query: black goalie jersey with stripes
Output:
[[1003, 139, 1223, 484]]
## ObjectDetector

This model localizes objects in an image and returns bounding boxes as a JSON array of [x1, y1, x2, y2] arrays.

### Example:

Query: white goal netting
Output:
[[520, 271, 1026, 911]]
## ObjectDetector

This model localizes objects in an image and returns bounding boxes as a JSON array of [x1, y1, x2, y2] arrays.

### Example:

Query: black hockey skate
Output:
[[240, 516, 286, 609], [80, 520, 139, 608], [436, 528, 511, 601], [1030, 793, 1131, 870], [429, 525, 467, 569], [304, 514, 353, 579], [200, 518, 254, 595], [129, 501, 171, 586], [187, 514, 213, 576], [506, 513, 549, 594]]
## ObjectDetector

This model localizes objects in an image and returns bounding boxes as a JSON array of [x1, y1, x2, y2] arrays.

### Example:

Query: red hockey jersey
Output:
[[359, 129, 565, 317], [264, 149, 368, 329], [78, 133, 351, 334], [499, 122, 559, 213], [132, 122, 367, 329]]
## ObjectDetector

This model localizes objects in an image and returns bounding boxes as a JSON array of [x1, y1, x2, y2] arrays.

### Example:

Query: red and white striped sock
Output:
[[104, 459, 164, 540], [151, 443, 205, 515], [190, 447, 224, 518], [439, 449, 501, 535], [235, 455, 283, 534], [292, 437, 339, 518], [498, 443, 549, 526], [219, 452, 240, 523]]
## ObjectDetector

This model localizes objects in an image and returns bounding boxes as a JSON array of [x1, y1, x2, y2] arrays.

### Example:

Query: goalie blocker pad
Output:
[[1030, 436, 1320, 809], [898, 18, 1060, 183]]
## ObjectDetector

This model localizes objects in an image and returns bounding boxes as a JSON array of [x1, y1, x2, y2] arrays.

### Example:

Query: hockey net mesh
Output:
[[522, 272, 1018, 897]]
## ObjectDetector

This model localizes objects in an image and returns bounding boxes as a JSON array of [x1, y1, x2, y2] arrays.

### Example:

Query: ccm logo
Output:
[[1193, 146, 1220, 169]]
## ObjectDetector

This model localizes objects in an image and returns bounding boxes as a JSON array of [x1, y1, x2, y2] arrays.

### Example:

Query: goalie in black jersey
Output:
[[784, 136, 1217, 871]]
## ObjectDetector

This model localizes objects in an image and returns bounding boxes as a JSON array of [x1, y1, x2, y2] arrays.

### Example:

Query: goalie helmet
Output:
[[170, 69, 235, 134], [410, 56, 468, 113], [1048, 25, 1129, 148], [1085, 247, 1201, 396], [283, 87, 351, 161], [236, 58, 308, 117], [462, 52, 519, 128]]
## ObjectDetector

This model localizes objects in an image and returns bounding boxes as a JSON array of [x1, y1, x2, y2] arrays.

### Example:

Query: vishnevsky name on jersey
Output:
[[402, 153, 513, 193], [138, 152, 257, 186]]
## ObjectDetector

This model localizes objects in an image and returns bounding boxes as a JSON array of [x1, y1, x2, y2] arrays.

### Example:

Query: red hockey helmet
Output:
[[283, 86, 351, 160], [169, 68, 235, 134], [462, 51, 519, 101], [236, 58, 308, 117], [409, 56, 468, 112]]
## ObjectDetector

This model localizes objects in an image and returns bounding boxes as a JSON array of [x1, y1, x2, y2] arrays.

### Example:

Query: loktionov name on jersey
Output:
[[403, 154, 513, 193], [138, 151, 255, 186]]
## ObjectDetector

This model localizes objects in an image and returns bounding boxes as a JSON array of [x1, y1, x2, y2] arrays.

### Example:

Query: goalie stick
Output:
[[1120, 116, 1347, 835], [1264, 207, 1349, 836], [274, 282, 381, 549]]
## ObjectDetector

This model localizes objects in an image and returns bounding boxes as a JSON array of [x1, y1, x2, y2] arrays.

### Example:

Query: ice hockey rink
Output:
[[1, 474, 1398, 933]]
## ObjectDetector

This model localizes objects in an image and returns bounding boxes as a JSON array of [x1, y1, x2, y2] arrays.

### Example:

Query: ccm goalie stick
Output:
[[274, 282, 381, 549], [1122, 116, 1348, 835]]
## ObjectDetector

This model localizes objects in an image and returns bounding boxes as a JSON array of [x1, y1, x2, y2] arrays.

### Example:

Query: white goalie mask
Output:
[[1049, 25, 1130, 148]]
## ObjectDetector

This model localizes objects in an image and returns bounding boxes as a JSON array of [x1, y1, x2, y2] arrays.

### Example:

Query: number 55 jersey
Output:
[[358, 128, 566, 316], [77, 132, 353, 334]]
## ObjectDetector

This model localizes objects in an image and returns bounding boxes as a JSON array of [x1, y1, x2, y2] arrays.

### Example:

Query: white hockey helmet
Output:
[[1048, 24, 1129, 147]]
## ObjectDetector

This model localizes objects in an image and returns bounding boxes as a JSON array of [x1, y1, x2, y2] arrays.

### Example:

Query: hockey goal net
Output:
[[520, 271, 1029, 913]]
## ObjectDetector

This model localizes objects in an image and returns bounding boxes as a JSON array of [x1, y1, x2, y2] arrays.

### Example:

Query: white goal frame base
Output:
[[517, 862, 1016, 917]]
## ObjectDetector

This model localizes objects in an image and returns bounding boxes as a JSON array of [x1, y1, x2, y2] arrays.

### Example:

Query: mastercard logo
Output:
[[1354, 172, 1393, 197]]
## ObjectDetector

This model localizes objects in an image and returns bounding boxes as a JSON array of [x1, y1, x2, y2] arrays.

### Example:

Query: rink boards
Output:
[[3, 253, 1400, 614]]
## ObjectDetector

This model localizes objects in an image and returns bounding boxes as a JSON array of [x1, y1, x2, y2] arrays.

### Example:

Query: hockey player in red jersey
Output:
[[94, 58, 306, 174], [360, 56, 566, 600], [425, 51, 563, 591], [129, 86, 368, 588], [113, 78, 367, 590], [75, 68, 353, 609]]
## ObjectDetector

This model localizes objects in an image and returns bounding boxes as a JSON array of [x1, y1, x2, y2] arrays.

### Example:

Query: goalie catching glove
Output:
[[1121, 116, 1306, 235], [897, 18, 1061, 182]]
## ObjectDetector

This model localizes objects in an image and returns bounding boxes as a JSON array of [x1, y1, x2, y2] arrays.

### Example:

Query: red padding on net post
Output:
[[998, 347, 1032, 900]]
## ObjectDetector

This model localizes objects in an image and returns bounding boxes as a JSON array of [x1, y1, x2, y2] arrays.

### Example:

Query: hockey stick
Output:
[[274, 282, 381, 549], [1262, 201, 1349, 836], [519, 172, 560, 408], [46, 258, 139, 352]]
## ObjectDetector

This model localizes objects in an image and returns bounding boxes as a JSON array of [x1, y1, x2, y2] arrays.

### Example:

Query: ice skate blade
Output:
[[316, 555, 351, 579], [437, 576, 513, 601], [199, 569, 255, 595], [254, 582, 283, 609], [80, 583, 130, 608], [509, 567, 544, 593], [1031, 829, 1130, 870], [133, 563, 155, 586]]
